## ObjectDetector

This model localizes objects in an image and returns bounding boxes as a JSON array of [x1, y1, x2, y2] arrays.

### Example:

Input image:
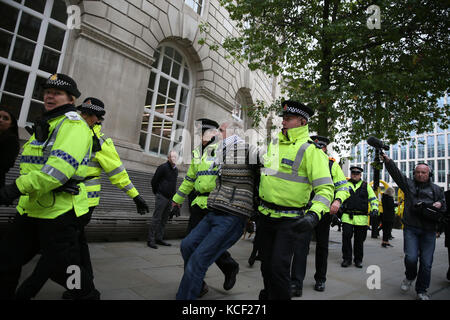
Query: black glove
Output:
[[133, 195, 149, 215], [370, 210, 378, 218], [330, 214, 341, 228], [0, 182, 22, 206], [168, 205, 180, 220], [293, 211, 319, 233]]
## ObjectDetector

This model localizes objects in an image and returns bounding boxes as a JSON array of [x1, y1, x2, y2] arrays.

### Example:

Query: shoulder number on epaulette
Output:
[[65, 111, 82, 121]]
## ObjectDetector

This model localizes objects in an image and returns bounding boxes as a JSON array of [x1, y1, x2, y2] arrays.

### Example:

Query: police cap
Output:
[[41, 73, 81, 98], [196, 118, 219, 133], [350, 166, 364, 174], [310, 135, 330, 148], [77, 97, 106, 120], [280, 100, 314, 120]]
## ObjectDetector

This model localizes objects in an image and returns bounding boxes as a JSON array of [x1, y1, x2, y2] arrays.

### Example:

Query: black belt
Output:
[[193, 191, 210, 197], [260, 199, 305, 212]]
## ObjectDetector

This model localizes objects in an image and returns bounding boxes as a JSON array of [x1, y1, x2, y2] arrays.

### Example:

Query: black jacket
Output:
[[0, 131, 20, 187], [385, 159, 446, 232], [381, 193, 395, 223], [151, 161, 178, 199]]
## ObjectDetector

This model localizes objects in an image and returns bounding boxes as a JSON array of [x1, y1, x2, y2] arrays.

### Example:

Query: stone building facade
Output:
[[0, 0, 278, 232]]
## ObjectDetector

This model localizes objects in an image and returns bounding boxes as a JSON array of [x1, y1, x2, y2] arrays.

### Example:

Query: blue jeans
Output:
[[176, 212, 246, 300], [403, 225, 436, 293]]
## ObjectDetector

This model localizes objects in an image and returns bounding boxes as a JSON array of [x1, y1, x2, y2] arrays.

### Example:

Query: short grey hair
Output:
[[221, 120, 244, 137]]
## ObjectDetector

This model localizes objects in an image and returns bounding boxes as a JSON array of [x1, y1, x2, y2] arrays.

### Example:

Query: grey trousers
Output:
[[148, 193, 171, 243]]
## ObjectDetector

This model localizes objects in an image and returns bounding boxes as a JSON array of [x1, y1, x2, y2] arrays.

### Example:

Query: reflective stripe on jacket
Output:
[[85, 124, 139, 207], [258, 125, 334, 219], [15, 111, 92, 219]]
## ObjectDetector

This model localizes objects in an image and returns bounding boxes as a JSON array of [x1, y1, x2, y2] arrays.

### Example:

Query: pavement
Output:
[[20, 227, 450, 301]]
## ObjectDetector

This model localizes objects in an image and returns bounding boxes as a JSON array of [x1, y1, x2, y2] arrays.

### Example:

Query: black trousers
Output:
[[0, 211, 95, 300], [342, 222, 368, 263], [381, 220, 394, 242], [147, 193, 171, 243], [291, 213, 332, 287], [258, 215, 301, 300], [186, 204, 238, 275]]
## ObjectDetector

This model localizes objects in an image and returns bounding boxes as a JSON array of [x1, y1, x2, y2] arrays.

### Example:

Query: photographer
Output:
[[380, 154, 446, 300]]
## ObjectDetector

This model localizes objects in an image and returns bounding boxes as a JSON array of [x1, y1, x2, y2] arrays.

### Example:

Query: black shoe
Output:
[[73, 289, 101, 300], [147, 241, 158, 249], [446, 269, 450, 282], [155, 240, 171, 246], [354, 261, 363, 268], [341, 260, 351, 268], [381, 243, 387, 248], [314, 281, 326, 292], [291, 284, 302, 297], [223, 265, 239, 291], [62, 290, 74, 300], [259, 289, 268, 300], [198, 282, 209, 298]]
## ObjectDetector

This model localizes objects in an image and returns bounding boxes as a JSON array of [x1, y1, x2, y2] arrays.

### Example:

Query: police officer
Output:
[[341, 166, 379, 268], [64, 97, 148, 298], [257, 100, 334, 300], [172, 118, 240, 296], [0, 73, 95, 299], [291, 135, 350, 296]]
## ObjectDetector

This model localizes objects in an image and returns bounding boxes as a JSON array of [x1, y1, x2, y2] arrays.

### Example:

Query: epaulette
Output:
[[308, 140, 322, 149], [65, 111, 82, 121]]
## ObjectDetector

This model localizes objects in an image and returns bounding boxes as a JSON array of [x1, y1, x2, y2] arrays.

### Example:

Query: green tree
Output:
[[204, 0, 449, 153]]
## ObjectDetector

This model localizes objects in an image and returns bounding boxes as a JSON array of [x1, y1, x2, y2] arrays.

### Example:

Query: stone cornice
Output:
[[195, 86, 234, 112], [75, 23, 154, 67]]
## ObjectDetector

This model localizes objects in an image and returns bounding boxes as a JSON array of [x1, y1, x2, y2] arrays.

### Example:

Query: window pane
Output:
[[0, 93, 22, 119], [149, 135, 160, 153], [437, 135, 445, 157], [148, 72, 156, 89], [0, 31, 13, 58], [182, 67, 189, 85], [4, 67, 28, 95], [164, 47, 174, 58], [160, 138, 170, 156], [152, 116, 163, 136], [427, 136, 435, 158], [24, 0, 46, 13], [0, 4, 19, 32], [418, 137, 425, 158], [152, 50, 160, 67], [158, 77, 168, 96], [141, 111, 150, 132], [171, 61, 181, 79], [51, 0, 68, 24], [32, 76, 47, 100], [162, 120, 172, 139], [139, 131, 147, 150], [0, 64, 4, 84], [161, 56, 171, 75], [168, 81, 177, 100], [26, 101, 45, 123], [166, 99, 175, 117], [18, 12, 42, 42], [44, 24, 65, 51], [39, 47, 60, 73], [12, 37, 36, 65], [155, 94, 165, 113], [145, 90, 153, 106], [180, 87, 189, 105]]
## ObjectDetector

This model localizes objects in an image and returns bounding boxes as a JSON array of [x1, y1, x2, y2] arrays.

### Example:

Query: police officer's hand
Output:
[[133, 195, 149, 215], [0, 182, 22, 206], [370, 209, 378, 218], [293, 211, 319, 233], [172, 201, 181, 208], [330, 199, 341, 215]]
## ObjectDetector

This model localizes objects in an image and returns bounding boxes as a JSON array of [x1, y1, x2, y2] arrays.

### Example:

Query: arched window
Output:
[[140, 46, 191, 158], [0, 0, 69, 126]]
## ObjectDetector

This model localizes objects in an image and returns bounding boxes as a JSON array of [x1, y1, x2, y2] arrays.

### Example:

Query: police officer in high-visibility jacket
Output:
[[63, 97, 148, 299], [291, 135, 350, 296], [341, 166, 379, 268], [257, 100, 334, 300], [0, 73, 95, 299], [172, 118, 240, 296]]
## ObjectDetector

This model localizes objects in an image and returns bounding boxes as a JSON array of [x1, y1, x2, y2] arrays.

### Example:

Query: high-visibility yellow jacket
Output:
[[341, 180, 379, 226], [258, 125, 334, 220], [84, 124, 139, 207], [172, 143, 219, 209], [15, 110, 92, 219], [329, 158, 351, 203]]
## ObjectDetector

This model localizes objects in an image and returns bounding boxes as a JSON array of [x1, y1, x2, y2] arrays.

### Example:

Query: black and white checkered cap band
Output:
[[46, 79, 71, 87], [284, 106, 310, 120], [82, 102, 104, 113]]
